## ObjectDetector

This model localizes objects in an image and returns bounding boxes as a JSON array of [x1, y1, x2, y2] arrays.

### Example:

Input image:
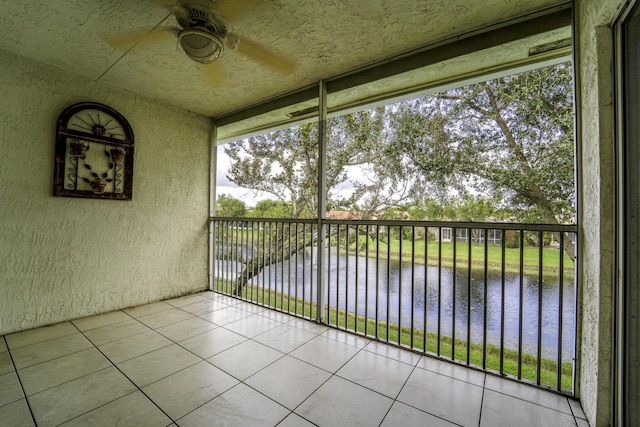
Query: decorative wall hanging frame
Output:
[[54, 102, 134, 200]]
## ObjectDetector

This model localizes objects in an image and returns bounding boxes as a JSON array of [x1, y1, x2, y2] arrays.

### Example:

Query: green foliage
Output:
[[386, 63, 575, 224], [223, 107, 413, 218], [249, 199, 292, 218], [223, 64, 575, 228], [215, 194, 247, 217], [224, 123, 319, 218], [504, 230, 520, 249]]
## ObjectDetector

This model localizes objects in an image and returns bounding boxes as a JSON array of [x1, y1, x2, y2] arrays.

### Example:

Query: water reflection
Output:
[[217, 247, 575, 362]]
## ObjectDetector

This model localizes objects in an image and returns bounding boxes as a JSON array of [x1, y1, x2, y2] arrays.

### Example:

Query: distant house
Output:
[[437, 227, 502, 245], [326, 210, 367, 220]]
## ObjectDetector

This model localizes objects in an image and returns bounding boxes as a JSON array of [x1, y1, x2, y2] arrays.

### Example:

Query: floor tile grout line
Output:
[[226, 296, 464, 426], [10, 342, 97, 372], [378, 361, 420, 426], [165, 321, 301, 424], [566, 395, 582, 424], [292, 343, 364, 403], [2, 335, 38, 426], [78, 321, 155, 347], [275, 412, 319, 427], [332, 354, 461, 426], [85, 309, 166, 348], [71, 309, 138, 332], [249, 321, 331, 354], [4, 326, 78, 352], [172, 306, 319, 423], [70, 322, 179, 425], [360, 346, 422, 368], [172, 381, 293, 426], [24, 363, 122, 400], [211, 292, 569, 425], [477, 370, 487, 427], [54, 389, 144, 426], [213, 319, 366, 424], [281, 343, 452, 427], [481, 384, 577, 416]]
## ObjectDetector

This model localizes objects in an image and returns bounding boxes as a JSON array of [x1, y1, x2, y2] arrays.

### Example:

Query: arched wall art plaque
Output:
[[53, 102, 134, 200]]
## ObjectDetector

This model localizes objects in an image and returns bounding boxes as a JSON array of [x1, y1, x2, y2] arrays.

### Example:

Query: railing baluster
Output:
[[286, 222, 291, 312], [500, 229, 506, 374], [327, 223, 332, 324], [220, 221, 224, 293], [308, 223, 313, 319], [268, 221, 273, 307], [215, 222, 219, 291], [225, 220, 230, 294], [558, 231, 565, 391], [398, 225, 403, 346], [375, 224, 380, 339], [224, 221, 228, 292], [302, 223, 306, 317], [518, 229, 525, 379], [280, 222, 285, 311], [437, 226, 442, 357], [354, 224, 359, 334], [262, 222, 267, 306], [234, 220, 239, 296], [411, 225, 416, 349], [467, 227, 472, 365], [251, 221, 264, 301], [336, 224, 341, 328], [452, 227, 457, 361], [216, 222, 220, 291], [386, 224, 391, 342], [365, 224, 370, 337], [346, 224, 350, 331], [423, 226, 428, 353], [537, 230, 544, 385], [295, 222, 299, 315], [482, 229, 488, 369], [249, 221, 253, 302]]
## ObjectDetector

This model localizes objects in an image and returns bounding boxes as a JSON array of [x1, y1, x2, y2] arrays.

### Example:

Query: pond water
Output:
[[217, 247, 575, 362]]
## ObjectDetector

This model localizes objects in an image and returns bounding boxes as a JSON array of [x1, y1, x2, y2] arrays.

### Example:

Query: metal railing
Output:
[[210, 217, 578, 394]]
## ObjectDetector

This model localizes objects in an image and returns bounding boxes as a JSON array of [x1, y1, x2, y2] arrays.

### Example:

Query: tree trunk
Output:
[[230, 227, 323, 296]]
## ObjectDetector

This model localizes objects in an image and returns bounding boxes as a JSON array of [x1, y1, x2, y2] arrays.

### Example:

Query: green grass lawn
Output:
[[348, 237, 574, 277], [218, 227, 575, 278], [214, 281, 574, 393]]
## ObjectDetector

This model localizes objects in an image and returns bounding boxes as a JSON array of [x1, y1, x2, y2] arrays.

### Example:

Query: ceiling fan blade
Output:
[[103, 27, 179, 51], [202, 61, 227, 87], [213, 0, 254, 22], [153, 0, 178, 7], [234, 37, 294, 75]]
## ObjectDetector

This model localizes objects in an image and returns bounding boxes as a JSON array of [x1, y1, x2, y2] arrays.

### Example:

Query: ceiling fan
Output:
[[105, 0, 294, 86]]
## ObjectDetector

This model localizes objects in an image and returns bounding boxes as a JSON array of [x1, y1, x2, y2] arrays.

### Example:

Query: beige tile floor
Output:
[[0, 291, 589, 426]]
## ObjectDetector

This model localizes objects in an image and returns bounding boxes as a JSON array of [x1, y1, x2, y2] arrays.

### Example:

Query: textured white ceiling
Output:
[[0, 0, 569, 118]]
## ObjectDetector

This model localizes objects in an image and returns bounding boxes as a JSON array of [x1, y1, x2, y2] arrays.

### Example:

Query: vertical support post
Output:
[[209, 120, 218, 291], [317, 80, 328, 323]]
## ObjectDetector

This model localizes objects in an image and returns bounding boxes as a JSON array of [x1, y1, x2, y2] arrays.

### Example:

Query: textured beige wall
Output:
[[576, 0, 625, 425], [0, 49, 210, 335]]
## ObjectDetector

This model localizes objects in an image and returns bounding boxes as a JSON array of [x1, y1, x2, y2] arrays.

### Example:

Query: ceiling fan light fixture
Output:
[[178, 28, 224, 64]]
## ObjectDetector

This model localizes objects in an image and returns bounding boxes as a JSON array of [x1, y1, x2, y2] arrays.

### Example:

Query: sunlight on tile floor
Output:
[[0, 291, 589, 426]]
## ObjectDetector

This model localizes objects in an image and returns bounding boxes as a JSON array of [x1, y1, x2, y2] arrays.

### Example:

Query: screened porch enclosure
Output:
[[210, 6, 577, 395]]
